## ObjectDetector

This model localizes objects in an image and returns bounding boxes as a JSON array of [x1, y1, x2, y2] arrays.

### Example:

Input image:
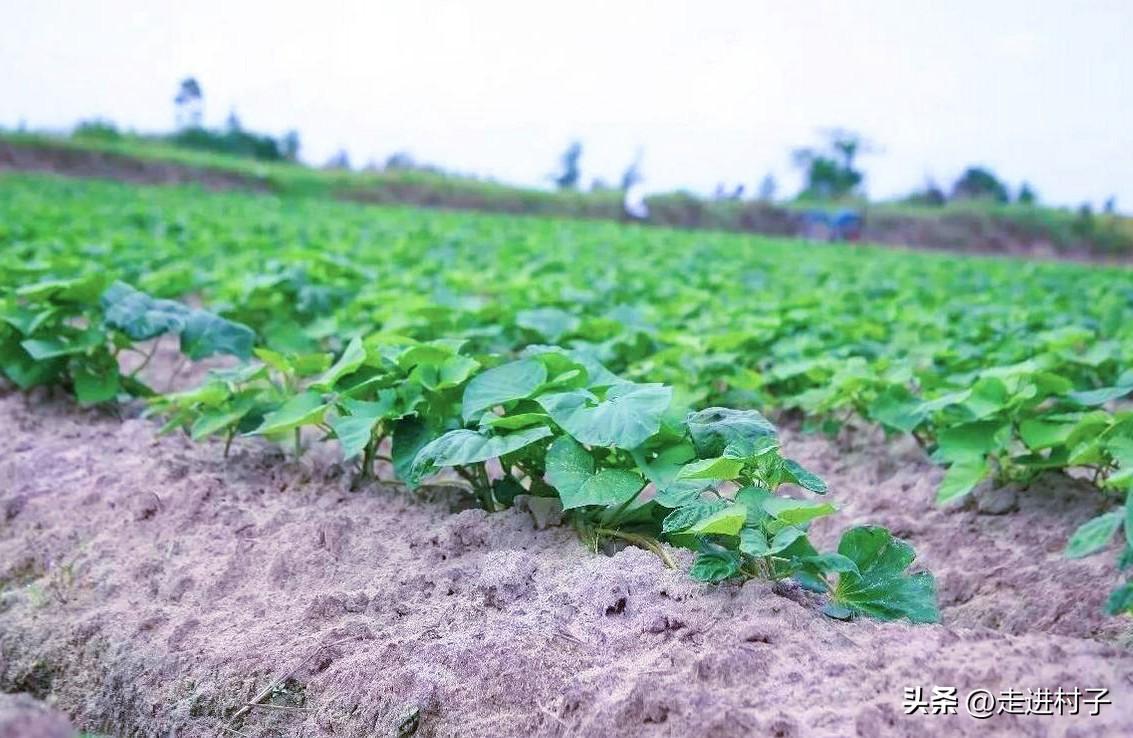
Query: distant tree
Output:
[[757, 174, 777, 202], [792, 129, 869, 200], [174, 77, 204, 129], [1072, 202, 1097, 238], [225, 110, 242, 132], [1017, 182, 1037, 205], [1103, 197, 1116, 215], [325, 149, 351, 170], [951, 166, 1009, 203], [620, 151, 644, 191], [385, 151, 417, 170], [281, 130, 300, 161], [731, 184, 745, 200], [904, 178, 946, 207], [553, 141, 583, 190]]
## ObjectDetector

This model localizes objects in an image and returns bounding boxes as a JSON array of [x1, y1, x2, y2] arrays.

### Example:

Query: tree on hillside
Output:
[[792, 129, 870, 200], [951, 166, 1009, 203], [903, 178, 946, 207], [553, 141, 583, 190], [174, 77, 204, 129], [1017, 182, 1037, 206], [757, 174, 777, 202], [281, 130, 300, 161], [325, 149, 351, 170], [620, 150, 644, 192]]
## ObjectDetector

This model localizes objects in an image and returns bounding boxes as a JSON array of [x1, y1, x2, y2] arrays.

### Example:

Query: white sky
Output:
[[2, 0, 1130, 209]]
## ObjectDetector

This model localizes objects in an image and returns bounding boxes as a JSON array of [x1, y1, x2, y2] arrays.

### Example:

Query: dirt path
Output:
[[1, 392, 1131, 737]]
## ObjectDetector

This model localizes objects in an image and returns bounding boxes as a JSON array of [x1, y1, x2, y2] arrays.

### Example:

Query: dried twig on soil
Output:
[[243, 702, 311, 712], [223, 635, 357, 730], [553, 626, 589, 648]]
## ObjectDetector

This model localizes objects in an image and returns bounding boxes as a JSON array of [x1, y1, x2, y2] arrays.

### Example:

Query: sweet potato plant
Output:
[[151, 338, 939, 623], [0, 275, 252, 403], [3, 174, 1131, 617]]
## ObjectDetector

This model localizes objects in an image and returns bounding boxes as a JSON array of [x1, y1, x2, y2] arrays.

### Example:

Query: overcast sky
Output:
[[2, 0, 1130, 209]]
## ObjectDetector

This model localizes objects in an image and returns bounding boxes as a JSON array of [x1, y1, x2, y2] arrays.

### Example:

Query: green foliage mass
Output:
[[3, 172, 1132, 617]]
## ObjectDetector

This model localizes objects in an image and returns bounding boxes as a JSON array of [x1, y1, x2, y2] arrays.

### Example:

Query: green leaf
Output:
[[631, 443, 710, 507], [537, 382, 671, 449], [190, 397, 255, 441], [688, 506, 746, 536], [516, 307, 580, 342], [482, 412, 551, 431], [1064, 512, 1122, 559], [933, 421, 1007, 464], [21, 329, 103, 359], [686, 407, 778, 458], [676, 456, 744, 481], [392, 417, 433, 483], [739, 525, 804, 556], [341, 391, 397, 419], [461, 358, 547, 421], [962, 377, 1009, 419], [662, 500, 727, 534], [689, 548, 741, 583], [1068, 385, 1133, 407], [868, 385, 925, 433], [738, 527, 771, 557], [410, 426, 552, 484], [830, 526, 939, 623], [413, 354, 480, 392], [1018, 419, 1075, 450], [545, 436, 595, 502], [0, 305, 56, 336], [312, 336, 366, 390], [734, 486, 773, 521], [781, 459, 828, 494], [100, 281, 254, 359], [564, 468, 644, 510], [762, 497, 837, 525], [248, 392, 328, 436], [19, 273, 109, 303], [935, 458, 990, 504], [1105, 582, 1133, 615], [329, 413, 381, 460], [73, 363, 119, 405], [179, 310, 255, 360], [492, 476, 526, 507], [101, 281, 189, 340], [803, 553, 860, 576]]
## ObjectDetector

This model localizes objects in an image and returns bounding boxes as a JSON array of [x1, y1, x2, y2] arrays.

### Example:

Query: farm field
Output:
[[2, 171, 1133, 736]]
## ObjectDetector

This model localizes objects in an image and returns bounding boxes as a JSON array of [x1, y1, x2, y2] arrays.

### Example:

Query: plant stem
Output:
[[595, 528, 676, 569], [128, 337, 161, 378], [603, 483, 647, 527], [361, 438, 376, 480]]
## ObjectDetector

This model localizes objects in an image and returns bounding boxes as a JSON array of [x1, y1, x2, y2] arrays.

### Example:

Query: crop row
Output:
[[0, 273, 938, 623], [1, 173, 1130, 614]]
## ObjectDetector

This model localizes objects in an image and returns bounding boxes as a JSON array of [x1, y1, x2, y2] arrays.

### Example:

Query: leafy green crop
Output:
[[2, 172, 1129, 616], [0, 274, 251, 403], [145, 336, 938, 622]]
